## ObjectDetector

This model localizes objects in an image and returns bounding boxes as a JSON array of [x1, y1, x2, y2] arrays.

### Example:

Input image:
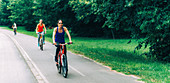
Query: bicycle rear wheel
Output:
[[62, 54, 68, 78]]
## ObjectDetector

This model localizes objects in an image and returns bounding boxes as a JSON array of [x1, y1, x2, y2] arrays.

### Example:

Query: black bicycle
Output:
[[54, 42, 73, 78]]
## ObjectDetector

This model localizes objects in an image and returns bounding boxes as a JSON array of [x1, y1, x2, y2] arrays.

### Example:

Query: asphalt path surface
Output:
[[0, 31, 37, 83], [0, 27, 144, 83]]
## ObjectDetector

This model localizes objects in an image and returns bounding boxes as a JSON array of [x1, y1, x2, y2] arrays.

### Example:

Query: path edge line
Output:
[[5, 33, 49, 83]]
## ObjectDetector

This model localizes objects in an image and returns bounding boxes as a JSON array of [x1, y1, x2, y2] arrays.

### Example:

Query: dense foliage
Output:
[[8, 0, 36, 31], [0, 0, 11, 26], [0, 0, 169, 61], [134, 0, 170, 61]]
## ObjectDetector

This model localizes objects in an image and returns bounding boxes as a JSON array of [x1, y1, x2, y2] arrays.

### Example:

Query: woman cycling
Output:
[[36, 19, 46, 47], [53, 19, 72, 64], [12, 22, 17, 35]]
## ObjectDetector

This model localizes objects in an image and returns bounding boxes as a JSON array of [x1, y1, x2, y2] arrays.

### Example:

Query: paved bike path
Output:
[[0, 32, 37, 83], [0, 28, 143, 83]]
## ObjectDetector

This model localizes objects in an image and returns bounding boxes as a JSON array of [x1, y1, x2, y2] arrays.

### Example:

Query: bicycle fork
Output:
[[60, 46, 65, 65]]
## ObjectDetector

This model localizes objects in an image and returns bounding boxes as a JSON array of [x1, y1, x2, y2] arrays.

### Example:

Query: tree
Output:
[[0, 0, 12, 26], [8, 0, 36, 31], [69, 0, 133, 38], [133, 0, 170, 61], [69, 0, 170, 61], [33, 0, 76, 29], [1, 0, 169, 61], [69, 0, 107, 37]]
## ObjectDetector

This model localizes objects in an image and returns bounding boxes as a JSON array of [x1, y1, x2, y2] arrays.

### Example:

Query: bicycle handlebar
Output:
[[53, 42, 73, 46], [59, 42, 73, 45]]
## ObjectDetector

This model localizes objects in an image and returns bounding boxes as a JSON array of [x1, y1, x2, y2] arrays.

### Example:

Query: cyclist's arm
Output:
[[53, 28, 57, 44], [16, 24, 17, 29], [64, 27, 72, 42], [12, 25, 14, 29], [43, 24, 47, 34], [36, 24, 38, 34]]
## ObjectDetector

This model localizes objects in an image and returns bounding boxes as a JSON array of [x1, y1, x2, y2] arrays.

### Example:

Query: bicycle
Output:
[[38, 33, 44, 51], [14, 28, 17, 35], [53, 42, 73, 78]]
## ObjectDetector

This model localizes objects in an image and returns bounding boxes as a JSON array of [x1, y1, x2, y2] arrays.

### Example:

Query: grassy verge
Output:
[[1, 26, 169, 83]]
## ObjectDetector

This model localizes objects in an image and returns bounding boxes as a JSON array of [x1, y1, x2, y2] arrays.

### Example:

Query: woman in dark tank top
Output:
[[52, 19, 72, 63]]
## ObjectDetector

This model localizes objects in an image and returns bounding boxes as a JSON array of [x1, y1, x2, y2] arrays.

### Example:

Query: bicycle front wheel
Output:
[[40, 38, 43, 51], [62, 54, 68, 78], [57, 56, 61, 74]]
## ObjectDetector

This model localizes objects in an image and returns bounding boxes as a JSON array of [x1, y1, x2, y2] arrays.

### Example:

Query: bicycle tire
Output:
[[62, 54, 68, 78], [57, 56, 61, 74], [40, 39, 43, 51]]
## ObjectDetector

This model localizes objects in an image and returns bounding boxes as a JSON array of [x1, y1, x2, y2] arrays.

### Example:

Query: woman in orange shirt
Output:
[[36, 19, 46, 47]]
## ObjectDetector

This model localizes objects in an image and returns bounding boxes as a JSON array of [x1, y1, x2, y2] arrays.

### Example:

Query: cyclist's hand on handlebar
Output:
[[69, 41, 72, 43], [68, 42, 73, 44], [53, 43, 57, 45]]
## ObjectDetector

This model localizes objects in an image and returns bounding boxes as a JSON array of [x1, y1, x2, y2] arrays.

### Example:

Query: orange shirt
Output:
[[38, 24, 44, 32]]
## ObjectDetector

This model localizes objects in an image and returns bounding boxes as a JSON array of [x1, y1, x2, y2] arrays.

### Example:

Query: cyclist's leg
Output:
[[64, 45, 67, 56], [55, 45, 60, 62], [37, 33, 40, 46], [15, 28, 17, 35], [14, 28, 16, 35], [42, 32, 45, 43]]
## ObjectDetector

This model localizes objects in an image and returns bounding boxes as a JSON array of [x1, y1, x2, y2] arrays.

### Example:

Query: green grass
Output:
[[1, 26, 169, 83]]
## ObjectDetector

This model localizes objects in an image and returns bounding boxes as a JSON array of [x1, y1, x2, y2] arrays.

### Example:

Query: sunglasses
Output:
[[58, 23, 63, 24]]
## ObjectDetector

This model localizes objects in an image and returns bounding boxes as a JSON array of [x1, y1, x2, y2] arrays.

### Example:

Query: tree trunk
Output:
[[111, 29, 115, 39]]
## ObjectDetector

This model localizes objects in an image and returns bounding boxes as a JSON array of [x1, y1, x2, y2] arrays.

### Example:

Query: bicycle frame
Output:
[[58, 45, 65, 66], [38, 33, 43, 39], [40, 34, 42, 39]]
